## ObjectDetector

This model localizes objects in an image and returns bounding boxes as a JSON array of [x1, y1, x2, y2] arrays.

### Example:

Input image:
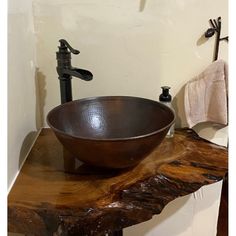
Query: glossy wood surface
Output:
[[8, 128, 228, 236]]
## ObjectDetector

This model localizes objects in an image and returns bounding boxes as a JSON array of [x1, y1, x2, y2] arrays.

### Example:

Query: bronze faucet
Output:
[[56, 39, 93, 104]]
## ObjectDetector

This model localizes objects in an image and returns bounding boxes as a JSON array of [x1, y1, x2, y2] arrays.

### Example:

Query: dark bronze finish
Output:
[[47, 96, 175, 169], [8, 128, 228, 236], [56, 39, 93, 104], [204, 17, 228, 61]]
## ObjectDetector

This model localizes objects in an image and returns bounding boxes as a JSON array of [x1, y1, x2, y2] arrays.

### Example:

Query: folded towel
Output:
[[184, 59, 228, 128]]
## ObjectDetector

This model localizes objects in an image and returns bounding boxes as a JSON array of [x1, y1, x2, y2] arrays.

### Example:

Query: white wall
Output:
[[32, 0, 228, 128], [8, 0, 40, 189]]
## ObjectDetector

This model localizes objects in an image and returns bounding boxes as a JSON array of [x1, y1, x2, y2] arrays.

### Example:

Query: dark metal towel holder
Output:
[[204, 16, 228, 61]]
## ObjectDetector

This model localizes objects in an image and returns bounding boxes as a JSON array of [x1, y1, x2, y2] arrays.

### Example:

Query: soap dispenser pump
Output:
[[159, 86, 175, 138]]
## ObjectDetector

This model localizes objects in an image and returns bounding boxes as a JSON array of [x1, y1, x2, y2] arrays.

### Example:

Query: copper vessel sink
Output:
[[47, 96, 175, 169]]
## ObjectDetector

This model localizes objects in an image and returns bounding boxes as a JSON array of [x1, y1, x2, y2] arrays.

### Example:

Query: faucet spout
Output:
[[63, 68, 93, 81]]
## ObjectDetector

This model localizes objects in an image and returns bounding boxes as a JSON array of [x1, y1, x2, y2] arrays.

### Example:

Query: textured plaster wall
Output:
[[8, 0, 41, 189], [32, 0, 228, 129]]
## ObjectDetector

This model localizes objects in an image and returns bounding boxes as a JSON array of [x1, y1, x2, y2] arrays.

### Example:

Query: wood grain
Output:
[[8, 128, 228, 236]]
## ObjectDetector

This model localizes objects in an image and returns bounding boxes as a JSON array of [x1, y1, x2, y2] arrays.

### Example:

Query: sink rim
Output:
[[47, 96, 175, 142]]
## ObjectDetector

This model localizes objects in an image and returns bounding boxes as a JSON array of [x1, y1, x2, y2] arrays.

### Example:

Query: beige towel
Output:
[[184, 59, 228, 128]]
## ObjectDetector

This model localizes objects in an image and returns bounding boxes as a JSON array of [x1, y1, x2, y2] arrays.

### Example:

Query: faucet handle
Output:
[[59, 39, 80, 54]]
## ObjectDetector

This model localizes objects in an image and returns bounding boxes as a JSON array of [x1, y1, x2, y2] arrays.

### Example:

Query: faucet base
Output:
[[60, 79, 72, 104]]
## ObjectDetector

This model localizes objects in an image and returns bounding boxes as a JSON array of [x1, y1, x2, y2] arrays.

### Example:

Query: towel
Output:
[[184, 59, 228, 128]]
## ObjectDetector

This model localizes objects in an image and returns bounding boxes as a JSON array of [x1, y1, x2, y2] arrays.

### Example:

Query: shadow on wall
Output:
[[139, 0, 147, 12], [35, 68, 47, 129], [197, 33, 216, 62], [172, 85, 188, 128], [17, 68, 47, 169], [17, 131, 39, 168], [197, 33, 209, 46]]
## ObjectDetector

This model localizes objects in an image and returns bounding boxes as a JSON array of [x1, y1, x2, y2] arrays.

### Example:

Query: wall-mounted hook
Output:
[[204, 17, 228, 61]]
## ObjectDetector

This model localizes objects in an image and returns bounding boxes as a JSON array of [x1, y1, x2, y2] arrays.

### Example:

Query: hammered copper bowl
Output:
[[47, 96, 175, 168]]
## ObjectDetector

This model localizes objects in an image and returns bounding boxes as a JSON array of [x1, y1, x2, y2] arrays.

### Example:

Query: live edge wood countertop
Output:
[[8, 128, 228, 236]]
